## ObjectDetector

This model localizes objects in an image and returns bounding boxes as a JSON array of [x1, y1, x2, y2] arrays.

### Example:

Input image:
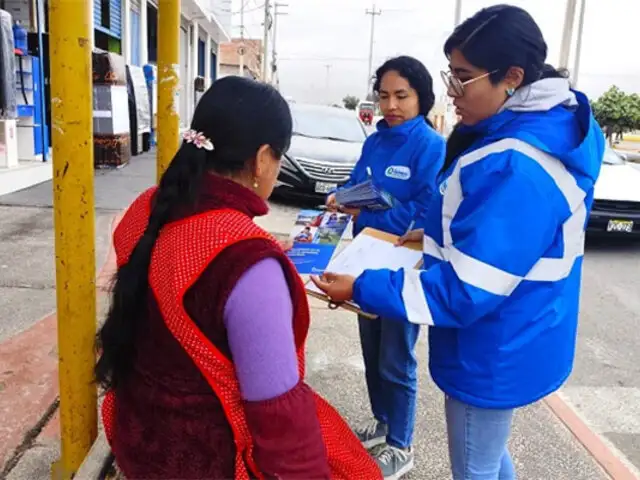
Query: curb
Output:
[[544, 393, 639, 480]]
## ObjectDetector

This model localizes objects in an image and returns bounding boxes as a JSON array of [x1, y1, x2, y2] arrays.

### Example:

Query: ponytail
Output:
[[539, 63, 569, 80], [440, 123, 480, 175], [424, 116, 435, 129], [95, 145, 208, 390]]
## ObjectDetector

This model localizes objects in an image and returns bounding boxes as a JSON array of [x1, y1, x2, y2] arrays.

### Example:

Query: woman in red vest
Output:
[[95, 76, 381, 480]]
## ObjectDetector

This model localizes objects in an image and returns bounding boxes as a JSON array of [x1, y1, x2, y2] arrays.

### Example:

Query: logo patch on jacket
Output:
[[385, 165, 411, 180]]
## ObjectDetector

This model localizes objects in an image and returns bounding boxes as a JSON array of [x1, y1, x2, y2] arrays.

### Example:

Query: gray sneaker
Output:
[[372, 444, 414, 480], [354, 418, 388, 449]]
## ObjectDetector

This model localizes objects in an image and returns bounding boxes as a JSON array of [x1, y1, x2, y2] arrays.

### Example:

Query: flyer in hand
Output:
[[286, 210, 352, 274], [334, 179, 394, 211]]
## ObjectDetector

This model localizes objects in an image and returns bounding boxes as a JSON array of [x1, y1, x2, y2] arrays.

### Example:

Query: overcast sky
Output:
[[232, 0, 640, 105]]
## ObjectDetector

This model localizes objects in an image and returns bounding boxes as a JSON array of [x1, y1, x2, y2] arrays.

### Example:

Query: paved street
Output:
[[0, 150, 638, 478]]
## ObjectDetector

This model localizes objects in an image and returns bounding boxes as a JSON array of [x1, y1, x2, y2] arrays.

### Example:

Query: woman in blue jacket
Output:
[[315, 6, 604, 480], [326, 56, 445, 479]]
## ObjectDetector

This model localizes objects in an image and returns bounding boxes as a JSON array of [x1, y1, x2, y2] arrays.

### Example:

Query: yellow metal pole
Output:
[[157, 0, 181, 182], [49, 0, 97, 478]]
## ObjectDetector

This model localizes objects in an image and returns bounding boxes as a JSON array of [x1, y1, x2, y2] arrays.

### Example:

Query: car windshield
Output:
[[291, 106, 366, 143], [603, 148, 625, 165]]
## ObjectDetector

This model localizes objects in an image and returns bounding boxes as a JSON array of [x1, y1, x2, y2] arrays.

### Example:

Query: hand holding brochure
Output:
[[334, 179, 394, 211], [306, 227, 423, 317]]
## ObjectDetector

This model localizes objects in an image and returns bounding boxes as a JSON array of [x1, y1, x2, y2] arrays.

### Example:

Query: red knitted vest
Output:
[[102, 187, 381, 479]]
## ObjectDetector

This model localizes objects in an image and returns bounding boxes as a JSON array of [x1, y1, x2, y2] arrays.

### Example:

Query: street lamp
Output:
[[572, 0, 587, 88]]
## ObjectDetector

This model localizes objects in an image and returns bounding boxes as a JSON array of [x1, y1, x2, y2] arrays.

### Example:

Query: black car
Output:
[[275, 103, 366, 200]]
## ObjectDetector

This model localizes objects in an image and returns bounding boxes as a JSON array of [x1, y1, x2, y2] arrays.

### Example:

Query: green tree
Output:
[[592, 86, 640, 143], [342, 95, 360, 110]]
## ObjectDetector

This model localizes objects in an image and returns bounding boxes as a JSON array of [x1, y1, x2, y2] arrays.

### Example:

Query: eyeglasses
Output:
[[440, 70, 498, 98]]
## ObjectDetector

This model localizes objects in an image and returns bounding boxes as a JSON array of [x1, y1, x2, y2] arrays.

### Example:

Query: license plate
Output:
[[607, 219, 634, 233], [315, 182, 337, 194]]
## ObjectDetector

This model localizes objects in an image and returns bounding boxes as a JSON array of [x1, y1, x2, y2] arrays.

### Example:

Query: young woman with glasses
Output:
[[313, 5, 605, 479]]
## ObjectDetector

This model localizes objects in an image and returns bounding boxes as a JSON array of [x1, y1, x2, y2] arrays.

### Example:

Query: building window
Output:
[[198, 39, 205, 77], [147, 3, 158, 63], [100, 0, 110, 29], [210, 51, 216, 81]]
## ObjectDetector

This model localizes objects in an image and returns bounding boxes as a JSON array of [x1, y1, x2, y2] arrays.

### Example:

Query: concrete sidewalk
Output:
[[2, 299, 610, 480], [0, 150, 624, 479]]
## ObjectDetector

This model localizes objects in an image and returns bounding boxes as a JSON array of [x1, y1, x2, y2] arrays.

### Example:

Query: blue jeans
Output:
[[358, 316, 419, 449], [445, 396, 516, 480]]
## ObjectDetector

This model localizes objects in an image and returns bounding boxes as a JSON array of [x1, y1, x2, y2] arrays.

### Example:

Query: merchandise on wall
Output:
[[125, 64, 150, 156], [93, 49, 131, 168], [0, 10, 17, 120], [143, 64, 157, 146]]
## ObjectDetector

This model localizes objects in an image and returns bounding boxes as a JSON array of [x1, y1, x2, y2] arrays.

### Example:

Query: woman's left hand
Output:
[[311, 272, 356, 303], [279, 239, 294, 252], [339, 206, 361, 220]]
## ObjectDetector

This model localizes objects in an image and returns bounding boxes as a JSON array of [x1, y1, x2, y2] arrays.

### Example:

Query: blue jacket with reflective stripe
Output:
[[339, 116, 445, 236], [353, 79, 605, 408]]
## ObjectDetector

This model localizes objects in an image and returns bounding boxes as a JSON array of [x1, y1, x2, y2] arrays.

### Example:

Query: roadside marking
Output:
[[545, 392, 640, 480]]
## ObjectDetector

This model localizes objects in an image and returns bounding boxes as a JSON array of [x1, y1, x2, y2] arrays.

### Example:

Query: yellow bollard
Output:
[[157, 0, 181, 182], [49, 0, 97, 478]]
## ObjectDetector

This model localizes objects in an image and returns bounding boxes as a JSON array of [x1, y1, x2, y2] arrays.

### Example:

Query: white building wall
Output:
[[139, 1, 148, 65], [122, 0, 132, 63], [103, 0, 228, 127]]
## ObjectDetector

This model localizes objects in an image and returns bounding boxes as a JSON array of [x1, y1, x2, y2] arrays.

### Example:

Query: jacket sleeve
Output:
[[353, 151, 567, 328], [356, 134, 445, 236]]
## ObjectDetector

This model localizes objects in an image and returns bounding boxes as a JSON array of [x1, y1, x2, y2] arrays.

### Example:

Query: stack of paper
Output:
[[335, 179, 394, 210], [305, 227, 423, 317]]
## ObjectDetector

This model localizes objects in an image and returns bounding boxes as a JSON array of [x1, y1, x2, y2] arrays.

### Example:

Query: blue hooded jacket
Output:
[[352, 79, 605, 408], [339, 116, 445, 236]]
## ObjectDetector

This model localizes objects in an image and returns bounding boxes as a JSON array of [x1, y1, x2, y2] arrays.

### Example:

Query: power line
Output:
[[278, 56, 383, 62]]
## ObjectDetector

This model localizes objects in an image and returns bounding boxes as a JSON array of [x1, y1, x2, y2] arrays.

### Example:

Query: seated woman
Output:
[[95, 76, 381, 480]]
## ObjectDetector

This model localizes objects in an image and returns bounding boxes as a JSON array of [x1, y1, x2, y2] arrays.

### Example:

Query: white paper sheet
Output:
[[306, 232, 423, 296]]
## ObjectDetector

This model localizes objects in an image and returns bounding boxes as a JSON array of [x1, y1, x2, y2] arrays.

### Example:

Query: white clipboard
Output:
[[305, 227, 423, 318]]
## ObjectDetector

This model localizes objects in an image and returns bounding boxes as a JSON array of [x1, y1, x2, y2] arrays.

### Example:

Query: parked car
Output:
[[275, 103, 366, 200], [588, 147, 640, 235]]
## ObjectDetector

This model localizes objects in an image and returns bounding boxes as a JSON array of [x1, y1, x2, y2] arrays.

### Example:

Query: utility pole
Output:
[[454, 0, 462, 27], [49, 0, 97, 475], [365, 4, 381, 97], [262, 0, 271, 82], [572, 0, 586, 88], [238, 0, 245, 76], [157, 0, 181, 180], [272, 3, 288, 89], [325, 64, 332, 105], [559, 0, 578, 69]]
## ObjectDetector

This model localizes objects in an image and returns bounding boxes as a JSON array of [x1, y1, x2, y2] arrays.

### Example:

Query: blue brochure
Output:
[[286, 209, 352, 274]]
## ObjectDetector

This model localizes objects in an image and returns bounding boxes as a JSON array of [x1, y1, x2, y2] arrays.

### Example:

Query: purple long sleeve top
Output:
[[223, 258, 300, 402]]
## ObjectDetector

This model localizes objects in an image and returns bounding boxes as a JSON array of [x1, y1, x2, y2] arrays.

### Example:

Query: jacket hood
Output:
[[500, 78, 579, 113], [472, 78, 605, 188]]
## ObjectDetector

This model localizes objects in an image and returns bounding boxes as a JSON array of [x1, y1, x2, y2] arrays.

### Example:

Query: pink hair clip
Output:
[[182, 129, 214, 151]]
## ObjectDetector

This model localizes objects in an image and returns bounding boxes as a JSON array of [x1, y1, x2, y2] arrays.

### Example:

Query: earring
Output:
[[253, 179, 259, 189], [506, 87, 515, 97]]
